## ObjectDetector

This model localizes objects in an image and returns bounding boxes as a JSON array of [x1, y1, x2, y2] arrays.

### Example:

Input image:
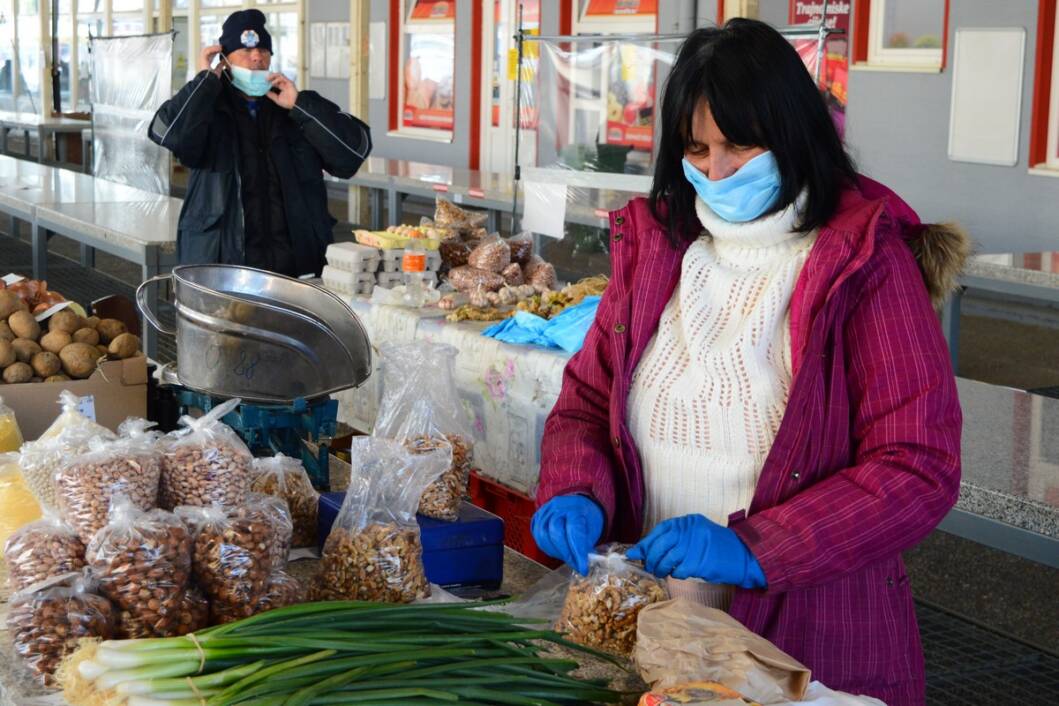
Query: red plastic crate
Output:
[[468, 470, 560, 569]]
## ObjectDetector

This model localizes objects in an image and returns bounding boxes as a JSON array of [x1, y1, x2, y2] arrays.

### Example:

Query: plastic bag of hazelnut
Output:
[[56, 425, 162, 545], [160, 398, 252, 510], [312, 437, 448, 603], [176, 501, 275, 609], [3, 513, 86, 593], [251, 454, 319, 548], [85, 496, 193, 635], [248, 492, 293, 570], [374, 343, 476, 522], [7, 571, 114, 684], [118, 585, 208, 639], [211, 570, 303, 624], [556, 549, 669, 657]]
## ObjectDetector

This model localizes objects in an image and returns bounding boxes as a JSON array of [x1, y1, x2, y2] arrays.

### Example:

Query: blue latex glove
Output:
[[483, 297, 601, 354], [627, 514, 767, 589], [530, 495, 604, 576]]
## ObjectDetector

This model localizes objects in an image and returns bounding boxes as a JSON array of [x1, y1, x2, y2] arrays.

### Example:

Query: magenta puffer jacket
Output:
[[537, 178, 968, 705]]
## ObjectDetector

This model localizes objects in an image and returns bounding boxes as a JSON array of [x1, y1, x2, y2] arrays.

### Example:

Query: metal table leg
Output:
[[23, 129, 31, 159], [31, 220, 47, 280], [941, 287, 963, 372], [387, 188, 401, 226], [80, 243, 96, 268], [37, 126, 47, 164], [57, 129, 68, 165], [486, 209, 500, 234], [370, 187, 384, 230], [0, 126, 8, 155]]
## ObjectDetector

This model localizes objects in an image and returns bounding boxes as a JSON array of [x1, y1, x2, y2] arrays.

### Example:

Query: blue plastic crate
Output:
[[318, 492, 504, 590]]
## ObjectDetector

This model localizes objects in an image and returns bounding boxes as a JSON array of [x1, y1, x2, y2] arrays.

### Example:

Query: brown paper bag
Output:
[[635, 598, 811, 704]]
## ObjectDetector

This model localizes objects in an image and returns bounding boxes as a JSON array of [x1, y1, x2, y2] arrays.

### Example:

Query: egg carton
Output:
[[376, 270, 438, 289], [379, 247, 442, 274], [322, 266, 376, 297], [325, 242, 381, 274]]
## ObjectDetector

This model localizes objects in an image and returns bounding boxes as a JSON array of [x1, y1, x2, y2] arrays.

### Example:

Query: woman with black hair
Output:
[[532, 19, 969, 704]]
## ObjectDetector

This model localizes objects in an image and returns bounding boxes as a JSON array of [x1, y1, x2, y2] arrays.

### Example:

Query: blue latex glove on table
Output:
[[627, 514, 767, 589], [482, 296, 601, 353], [530, 494, 604, 575]]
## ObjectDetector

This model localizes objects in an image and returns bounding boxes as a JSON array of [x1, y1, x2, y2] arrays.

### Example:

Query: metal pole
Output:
[[813, 0, 829, 84], [510, 2, 525, 230]]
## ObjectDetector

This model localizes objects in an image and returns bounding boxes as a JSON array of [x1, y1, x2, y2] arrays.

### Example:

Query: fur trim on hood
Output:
[[857, 175, 973, 310]]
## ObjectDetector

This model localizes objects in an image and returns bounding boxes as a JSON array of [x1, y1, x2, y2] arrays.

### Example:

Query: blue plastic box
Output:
[[318, 492, 504, 589]]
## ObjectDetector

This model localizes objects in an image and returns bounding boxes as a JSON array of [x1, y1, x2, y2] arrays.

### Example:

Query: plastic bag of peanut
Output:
[[312, 437, 448, 603], [176, 500, 277, 611], [7, 571, 114, 684], [251, 454, 319, 548], [160, 398, 253, 510], [3, 512, 86, 593], [374, 342, 475, 522], [85, 496, 194, 638], [56, 424, 162, 545], [211, 570, 303, 624], [557, 549, 669, 657]]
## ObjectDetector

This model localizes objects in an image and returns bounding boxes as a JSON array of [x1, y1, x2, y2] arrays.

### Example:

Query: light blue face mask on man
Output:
[[681, 151, 782, 223], [227, 63, 272, 97]]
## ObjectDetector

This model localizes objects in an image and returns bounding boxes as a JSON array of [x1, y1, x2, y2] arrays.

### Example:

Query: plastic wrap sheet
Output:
[[518, 37, 679, 279], [90, 33, 174, 196]]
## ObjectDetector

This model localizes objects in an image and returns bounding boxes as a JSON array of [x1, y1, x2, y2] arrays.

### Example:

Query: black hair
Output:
[[649, 18, 858, 246]]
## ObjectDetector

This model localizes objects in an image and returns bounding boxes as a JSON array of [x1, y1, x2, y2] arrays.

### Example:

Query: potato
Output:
[[40, 330, 72, 354], [96, 319, 127, 344], [8, 311, 40, 341], [0, 290, 24, 320], [72, 327, 100, 346], [11, 338, 41, 364], [0, 340, 14, 368], [108, 333, 141, 360], [45, 374, 70, 383], [30, 351, 61, 378], [3, 362, 33, 384], [84, 316, 101, 330], [48, 309, 81, 334], [0, 322, 14, 342], [59, 343, 100, 379]]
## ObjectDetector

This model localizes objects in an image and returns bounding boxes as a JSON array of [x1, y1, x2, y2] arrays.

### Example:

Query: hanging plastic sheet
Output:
[[517, 35, 680, 280], [90, 33, 174, 195]]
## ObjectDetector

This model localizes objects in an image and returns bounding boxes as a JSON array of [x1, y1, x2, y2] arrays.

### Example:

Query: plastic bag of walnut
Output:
[[160, 398, 252, 510], [56, 425, 162, 545], [7, 570, 114, 685], [312, 437, 449, 603], [251, 454, 319, 548], [373, 342, 475, 522], [176, 499, 278, 612], [85, 496, 194, 639], [557, 549, 669, 657], [3, 512, 85, 593]]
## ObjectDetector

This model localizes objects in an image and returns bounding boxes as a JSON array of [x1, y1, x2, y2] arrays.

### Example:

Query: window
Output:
[[858, 0, 948, 70], [16, 0, 41, 113], [1031, 0, 1059, 171], [0, 1, 15, 111], [397, 0, 456, 136]]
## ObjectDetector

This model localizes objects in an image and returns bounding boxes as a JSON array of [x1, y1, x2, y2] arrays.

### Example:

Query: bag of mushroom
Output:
[[373, 342, 475, 522], [312, 437, 449, 604]]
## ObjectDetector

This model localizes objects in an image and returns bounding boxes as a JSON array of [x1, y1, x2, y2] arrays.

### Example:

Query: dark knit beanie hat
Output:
[[220, 9, 272, 55]]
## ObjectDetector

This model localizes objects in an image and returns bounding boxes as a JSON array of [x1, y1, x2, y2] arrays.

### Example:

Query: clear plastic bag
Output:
[[447, 265, 505, 293], [313, 437, 449, 603], [467, 233, 512, 273], [434, 198, 488, 231], [251, 454, 319, 548], [3, 512, 86, 593], [501, 263, 525, 286], [85, 497, 193, 637], [557, 549, 669, 656], [0, 452, 42, 548], [250, 492, 293, 570], [374, 343, 474, 522], [507, 233, 535, 267], [524, 256, 558, 291], [56, 429, 162, 545], [439, 237, 472, 270], [160, 398, 252, 509], [176, 501, 275, 610], [19, 391, 117, 511], [7, 571, 114, 684], [118, 585, 208, 639], [211, 570, 303, 624], [0, 395, 23, 452]]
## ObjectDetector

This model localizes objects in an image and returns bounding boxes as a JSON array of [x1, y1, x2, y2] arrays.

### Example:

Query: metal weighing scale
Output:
[[139, 264, 374, 489]]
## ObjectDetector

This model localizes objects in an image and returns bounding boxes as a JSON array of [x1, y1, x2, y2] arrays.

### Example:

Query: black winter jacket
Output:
[[148, 70, 371, 275]]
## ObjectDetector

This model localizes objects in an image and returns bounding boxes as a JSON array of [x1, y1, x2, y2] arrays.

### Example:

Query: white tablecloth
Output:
[[334, 298, 572, 494]]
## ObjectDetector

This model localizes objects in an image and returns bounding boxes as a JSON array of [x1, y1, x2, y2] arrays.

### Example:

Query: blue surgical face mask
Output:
[[228, 63, 272, 97], [681, 151, 782, 223]]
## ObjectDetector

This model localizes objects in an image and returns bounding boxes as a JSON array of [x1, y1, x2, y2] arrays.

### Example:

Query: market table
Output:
[[0, 112, 90, 167]]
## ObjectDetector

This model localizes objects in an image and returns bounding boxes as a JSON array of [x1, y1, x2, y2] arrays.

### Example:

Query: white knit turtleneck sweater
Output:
[[629, 195, 817, 531]]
